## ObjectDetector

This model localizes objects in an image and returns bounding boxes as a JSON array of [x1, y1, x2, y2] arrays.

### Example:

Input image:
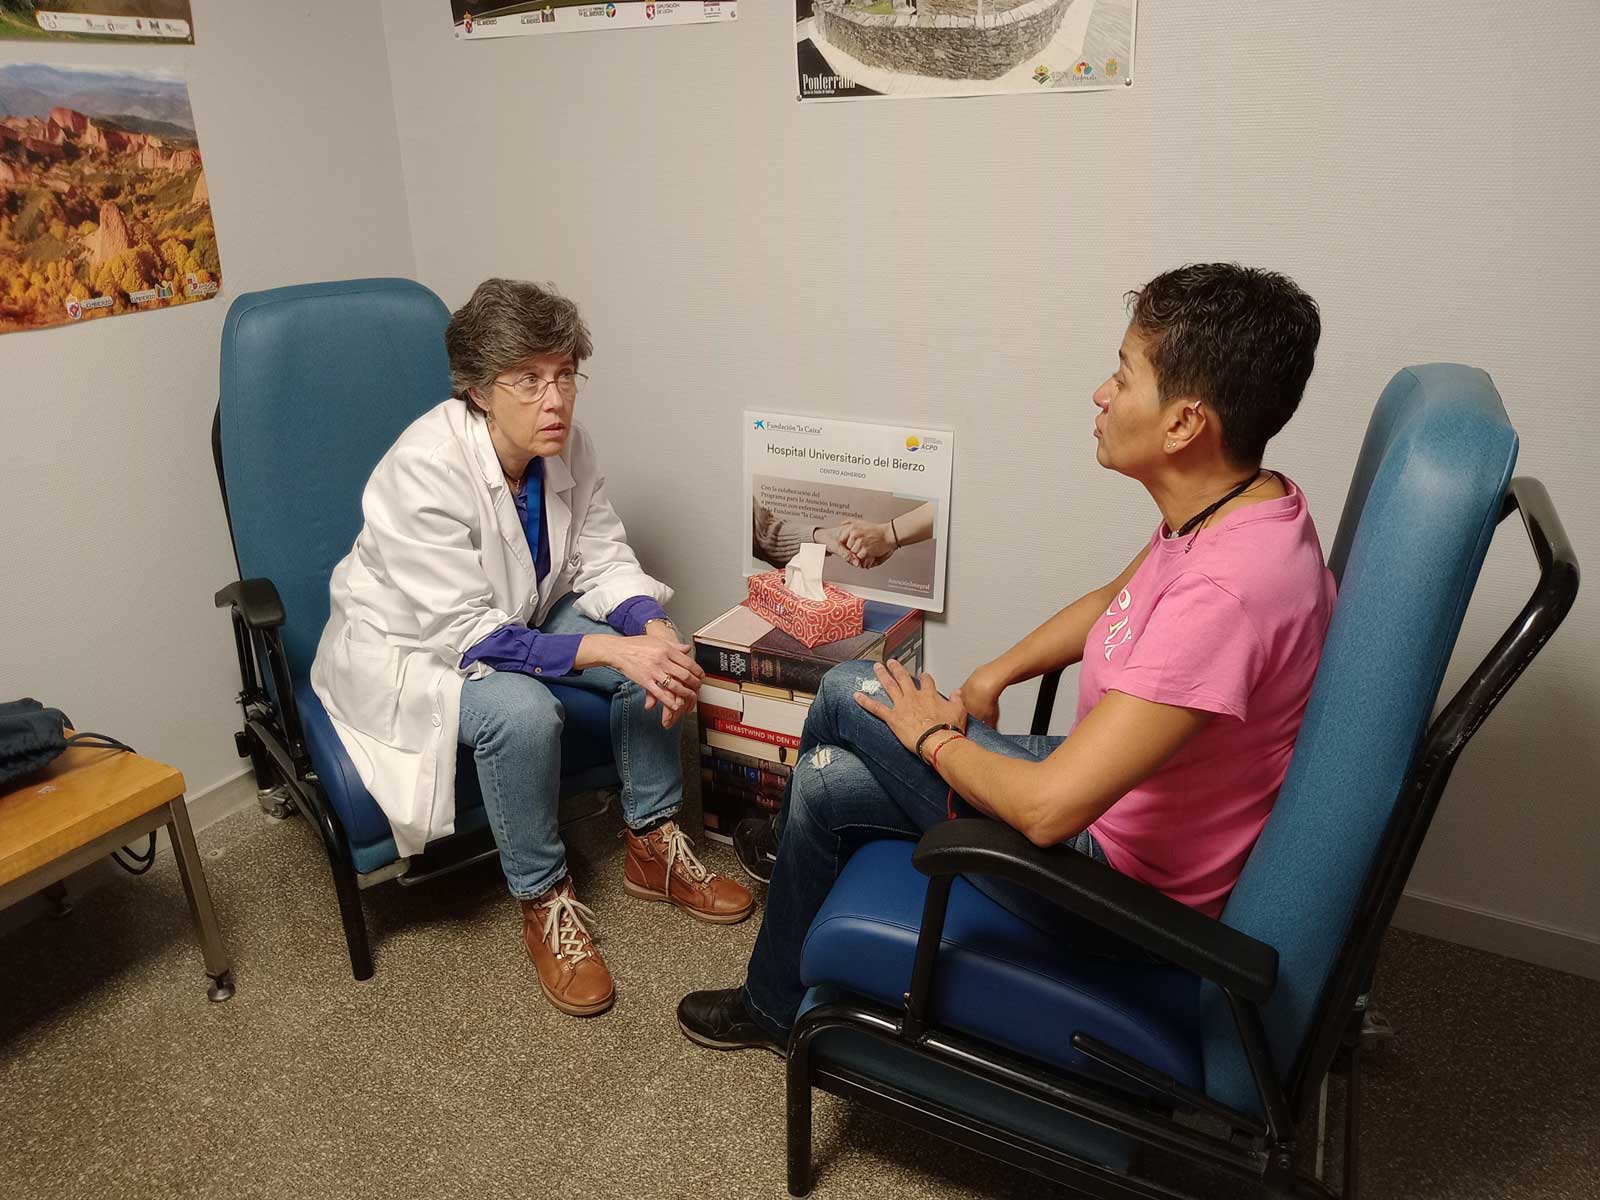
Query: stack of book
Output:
[[693, 599, 925, 843]]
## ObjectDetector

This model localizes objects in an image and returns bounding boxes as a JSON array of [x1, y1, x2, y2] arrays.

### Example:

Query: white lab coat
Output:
[[309, 398, 670, 857]]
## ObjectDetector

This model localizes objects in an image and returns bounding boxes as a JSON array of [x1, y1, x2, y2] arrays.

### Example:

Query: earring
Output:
[[1165, 440, 1176, 450]]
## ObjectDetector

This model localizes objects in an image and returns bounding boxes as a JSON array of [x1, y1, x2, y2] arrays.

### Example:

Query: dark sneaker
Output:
[[733, 814, 779, 883], [677, 987, 785, 1057]]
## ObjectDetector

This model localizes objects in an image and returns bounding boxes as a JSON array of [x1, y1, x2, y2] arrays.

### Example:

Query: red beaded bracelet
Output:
[[931, 731, 965, 773], [931, 731, 966, 820]]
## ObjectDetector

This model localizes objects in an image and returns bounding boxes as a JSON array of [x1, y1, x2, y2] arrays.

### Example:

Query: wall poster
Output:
[[1, 2, 194, 43], [745, 412, 954, 613], [451, 1, 735, 40], [796, 0, 1134, 102], [0, 63, 221, 335]]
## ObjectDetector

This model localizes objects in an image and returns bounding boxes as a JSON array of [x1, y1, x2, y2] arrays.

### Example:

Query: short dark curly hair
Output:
[[1126, 263, 1321, 466]]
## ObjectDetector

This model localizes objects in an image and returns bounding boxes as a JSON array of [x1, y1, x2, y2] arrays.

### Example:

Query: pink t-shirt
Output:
[[1081, 477, 1335, 918]]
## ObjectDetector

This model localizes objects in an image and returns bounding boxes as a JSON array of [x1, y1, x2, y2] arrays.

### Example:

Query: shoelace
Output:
[[539, 892, 599, 963], [658, 825, 711, 885]]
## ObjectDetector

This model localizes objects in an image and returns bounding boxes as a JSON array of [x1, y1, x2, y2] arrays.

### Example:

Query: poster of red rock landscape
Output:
[[0, 62, 219, 335]]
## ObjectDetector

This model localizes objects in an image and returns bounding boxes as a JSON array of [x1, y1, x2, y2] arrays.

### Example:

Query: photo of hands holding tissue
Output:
[[750, 483, 938, 605]]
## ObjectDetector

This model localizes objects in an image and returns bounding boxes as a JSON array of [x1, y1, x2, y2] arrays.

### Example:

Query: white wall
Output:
[[0, 0, 416, 801], [379, 0, 1600, 970]]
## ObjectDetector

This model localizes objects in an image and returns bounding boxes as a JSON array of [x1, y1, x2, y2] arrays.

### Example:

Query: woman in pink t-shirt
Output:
[[680, 263, 1335, 1054]]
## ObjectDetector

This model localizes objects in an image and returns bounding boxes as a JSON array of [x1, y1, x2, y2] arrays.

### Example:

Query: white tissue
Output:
[[785, 541, 828, 601]]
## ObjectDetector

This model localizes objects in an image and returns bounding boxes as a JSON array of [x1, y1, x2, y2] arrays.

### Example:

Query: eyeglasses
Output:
[[493, 370, 587, 404]]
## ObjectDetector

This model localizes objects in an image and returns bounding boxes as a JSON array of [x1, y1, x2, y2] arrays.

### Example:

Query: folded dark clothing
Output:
[[0, 698, 71, 790]]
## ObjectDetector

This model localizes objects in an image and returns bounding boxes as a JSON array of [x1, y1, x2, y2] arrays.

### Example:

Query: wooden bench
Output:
[[0, 742, 234, 1001]]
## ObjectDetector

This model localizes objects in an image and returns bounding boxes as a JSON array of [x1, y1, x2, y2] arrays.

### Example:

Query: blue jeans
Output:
[[740, 660, 1105, 1038], [457, 593, 683, 899]]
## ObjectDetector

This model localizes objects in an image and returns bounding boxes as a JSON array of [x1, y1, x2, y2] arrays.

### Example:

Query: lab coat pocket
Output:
[[329, 636, 403, 743], [538, 551, 580, 616]]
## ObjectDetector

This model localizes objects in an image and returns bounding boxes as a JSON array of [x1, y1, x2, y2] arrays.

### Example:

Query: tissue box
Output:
[[745, 571, 865, 648]]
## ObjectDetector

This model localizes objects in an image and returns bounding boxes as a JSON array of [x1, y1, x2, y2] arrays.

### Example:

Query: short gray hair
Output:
[[445, 278, 594, 413]]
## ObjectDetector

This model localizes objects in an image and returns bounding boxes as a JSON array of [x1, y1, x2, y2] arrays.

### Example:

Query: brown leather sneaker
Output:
[[519, 878, 614, 1017], [623, 820, 754, 924]]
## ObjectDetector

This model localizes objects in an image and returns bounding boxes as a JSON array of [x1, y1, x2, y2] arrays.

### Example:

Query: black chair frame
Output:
[[210, 407, 385, 979], [786, 478, 1578, 1199]]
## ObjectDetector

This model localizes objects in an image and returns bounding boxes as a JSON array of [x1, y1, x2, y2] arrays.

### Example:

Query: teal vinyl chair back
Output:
[[219, 278, 453, 678], [1202, 364, 1518, 1114]]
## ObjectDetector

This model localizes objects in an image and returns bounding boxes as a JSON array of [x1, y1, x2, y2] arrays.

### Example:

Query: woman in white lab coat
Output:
[[311, 278, 752, 1017]]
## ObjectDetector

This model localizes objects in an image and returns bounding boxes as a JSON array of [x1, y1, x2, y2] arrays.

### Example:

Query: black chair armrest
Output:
[[214, 579, 286, 629], [911, 819, 1278, 1004]]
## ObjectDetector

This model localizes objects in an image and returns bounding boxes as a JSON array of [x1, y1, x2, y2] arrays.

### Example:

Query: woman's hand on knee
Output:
[[853, 659, 968, 757], [587, 634, 703, 726]]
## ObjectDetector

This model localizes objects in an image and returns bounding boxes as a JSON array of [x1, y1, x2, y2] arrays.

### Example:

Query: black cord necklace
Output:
[[1173, 470, 1265, 552]]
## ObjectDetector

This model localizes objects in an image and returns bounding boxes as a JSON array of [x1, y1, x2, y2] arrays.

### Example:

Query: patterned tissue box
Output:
[[745, 571, 865, 648]]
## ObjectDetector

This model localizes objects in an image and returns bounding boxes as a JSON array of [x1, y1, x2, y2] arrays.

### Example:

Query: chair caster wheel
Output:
[[257, 786, 293, 820]]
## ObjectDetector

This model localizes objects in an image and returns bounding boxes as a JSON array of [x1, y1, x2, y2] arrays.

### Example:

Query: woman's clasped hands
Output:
[[600, 623, 704, 729]]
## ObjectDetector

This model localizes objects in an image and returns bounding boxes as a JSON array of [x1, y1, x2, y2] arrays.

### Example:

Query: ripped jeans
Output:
[[740, 659, 1105, 1036]]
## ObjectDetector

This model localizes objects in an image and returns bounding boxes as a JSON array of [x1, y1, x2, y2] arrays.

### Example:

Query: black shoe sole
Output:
[[733, 853, 775, 885], [677, 1017, 785, 1058], [732, 826, 777, 884]]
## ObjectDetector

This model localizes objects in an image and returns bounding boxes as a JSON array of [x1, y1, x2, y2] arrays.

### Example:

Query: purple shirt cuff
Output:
[[459, 624, 582, 679], [606, 595, 671, 638]]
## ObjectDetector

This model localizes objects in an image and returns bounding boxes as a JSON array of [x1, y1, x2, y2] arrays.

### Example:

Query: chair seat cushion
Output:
[[800, 839, 1203, 1090], [296, 677, 618, 874]]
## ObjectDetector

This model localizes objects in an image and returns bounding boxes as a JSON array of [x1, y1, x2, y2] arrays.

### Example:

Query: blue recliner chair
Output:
[[786, 365, 1578, 1197], [211, 278, 620, 981]]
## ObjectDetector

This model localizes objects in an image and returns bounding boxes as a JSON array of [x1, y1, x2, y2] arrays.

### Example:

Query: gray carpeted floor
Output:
[[2, 799, 1597, 1200]]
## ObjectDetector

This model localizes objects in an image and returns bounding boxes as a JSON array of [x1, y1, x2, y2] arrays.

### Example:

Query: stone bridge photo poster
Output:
[[0, 63, 221, 335], [796, 0, 1134, 101]]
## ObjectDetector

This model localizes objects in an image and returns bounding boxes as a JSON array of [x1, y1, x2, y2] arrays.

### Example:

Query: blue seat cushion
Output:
[[800, 839, 1203, 1091], [296, 676, 619, 875], [797, 986, 1137, 1172]]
